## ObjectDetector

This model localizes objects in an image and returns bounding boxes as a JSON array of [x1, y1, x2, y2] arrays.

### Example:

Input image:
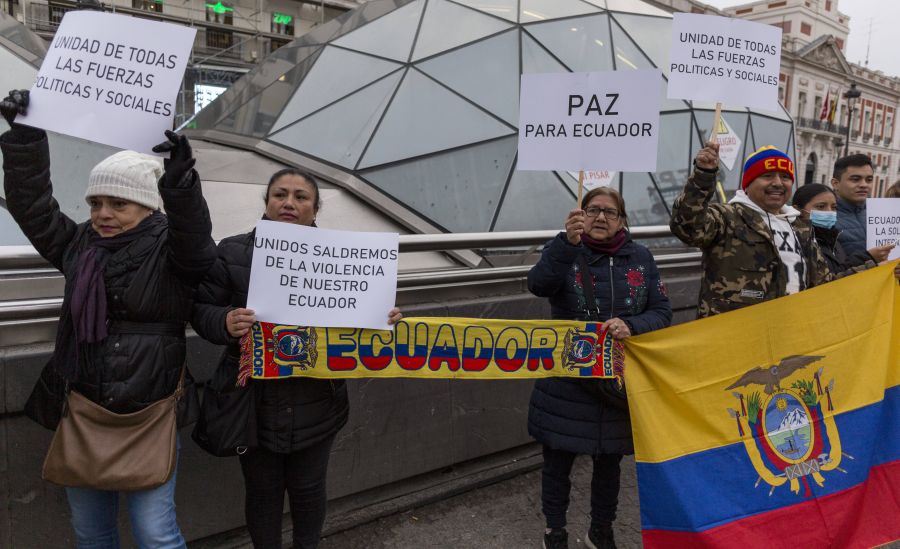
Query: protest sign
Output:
[[19, 11, 196, 154], [713, 115, 742, 170], [246, 220, 399, 330], [866, 198, 900, 260], [517, 69, 661, 173], [568, 170, 617, 190], [667, 13, 782, 112]]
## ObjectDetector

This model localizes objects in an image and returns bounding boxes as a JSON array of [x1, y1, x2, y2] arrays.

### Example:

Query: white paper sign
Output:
[[19, 12, 196, 153], [517, 70, 661, 172], [866, 198, 900, 260], [568, 170, 617, 190], [667, 13, 782, 112], [247, 221, 399, 330], [714, 115, 742, 170]]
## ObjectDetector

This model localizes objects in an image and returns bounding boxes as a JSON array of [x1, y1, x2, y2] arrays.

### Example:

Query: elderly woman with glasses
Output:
[[527, 187, 672, 549]]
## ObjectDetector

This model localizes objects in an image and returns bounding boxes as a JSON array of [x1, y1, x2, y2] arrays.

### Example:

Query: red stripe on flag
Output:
[[642, 460, 900, 549]]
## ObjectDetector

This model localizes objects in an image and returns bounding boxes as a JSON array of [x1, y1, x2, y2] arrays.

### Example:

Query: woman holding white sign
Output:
[[527, 187, 672, 549], [191, 168, 401, 549], [0, 90, 216, 548]]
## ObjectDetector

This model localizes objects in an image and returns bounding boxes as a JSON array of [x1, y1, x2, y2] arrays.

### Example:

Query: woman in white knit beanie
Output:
[[0, 89, 216, 549]]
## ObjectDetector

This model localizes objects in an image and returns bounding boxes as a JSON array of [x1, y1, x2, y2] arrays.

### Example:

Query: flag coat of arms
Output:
[[625, 264, 900, 548]]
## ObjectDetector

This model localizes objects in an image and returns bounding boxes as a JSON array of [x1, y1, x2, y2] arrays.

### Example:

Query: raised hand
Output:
[[0, 89, 29, 127], [565, 208, 586, 245], [152, 129, 196, 188]]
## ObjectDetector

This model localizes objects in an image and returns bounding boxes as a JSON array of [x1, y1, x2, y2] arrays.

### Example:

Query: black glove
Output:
[[0, 89, 30, 127], [152, 129, 195, 188]]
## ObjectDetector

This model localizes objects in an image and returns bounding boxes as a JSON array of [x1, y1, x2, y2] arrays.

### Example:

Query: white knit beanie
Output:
[[85, 151, 163, 210]]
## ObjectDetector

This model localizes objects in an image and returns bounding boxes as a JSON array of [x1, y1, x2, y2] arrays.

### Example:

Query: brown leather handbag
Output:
[[41, 369, 184, 491]]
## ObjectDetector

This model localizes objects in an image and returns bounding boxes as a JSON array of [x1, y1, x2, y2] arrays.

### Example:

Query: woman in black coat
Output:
[[791, 183, 876, 273], [0, 91, 216, 547], [191, 168, 401, 549], [527, 187, 671, 549]]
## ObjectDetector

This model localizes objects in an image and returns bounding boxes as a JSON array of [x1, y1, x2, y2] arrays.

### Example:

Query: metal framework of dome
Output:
[[198, 0, 793, 232]]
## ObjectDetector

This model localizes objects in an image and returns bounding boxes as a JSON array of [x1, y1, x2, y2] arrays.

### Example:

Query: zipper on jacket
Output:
[[608, 256, 615, 319]]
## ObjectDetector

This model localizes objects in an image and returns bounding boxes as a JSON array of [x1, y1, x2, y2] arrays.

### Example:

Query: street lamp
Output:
[[843, 82, 861, 157]]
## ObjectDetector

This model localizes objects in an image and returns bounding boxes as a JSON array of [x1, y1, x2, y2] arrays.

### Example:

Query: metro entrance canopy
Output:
[[190, 0, 795, 233]]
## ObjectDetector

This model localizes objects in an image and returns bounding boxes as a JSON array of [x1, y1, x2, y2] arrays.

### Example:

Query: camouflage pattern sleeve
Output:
[[669, 169, 725, 250]]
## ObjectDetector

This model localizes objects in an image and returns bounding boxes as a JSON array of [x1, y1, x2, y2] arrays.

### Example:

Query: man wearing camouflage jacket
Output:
[[670, 143, 838, 318]]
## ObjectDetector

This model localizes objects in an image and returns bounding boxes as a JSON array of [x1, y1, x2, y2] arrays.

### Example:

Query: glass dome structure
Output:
[[197, 0, 794, 233]]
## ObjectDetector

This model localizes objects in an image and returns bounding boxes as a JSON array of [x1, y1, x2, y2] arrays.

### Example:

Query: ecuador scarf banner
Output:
[[624, 263, 900, 549], [239, 317, 623, 383]]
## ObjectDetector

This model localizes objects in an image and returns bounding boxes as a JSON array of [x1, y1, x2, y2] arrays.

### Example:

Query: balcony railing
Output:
[[797, 117, 847, 135], [863, 133, 872, 143], [885, 138, 893, 147]]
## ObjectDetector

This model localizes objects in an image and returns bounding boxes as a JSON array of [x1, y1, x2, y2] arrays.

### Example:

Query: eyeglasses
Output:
[[584, 207, 620, 220]]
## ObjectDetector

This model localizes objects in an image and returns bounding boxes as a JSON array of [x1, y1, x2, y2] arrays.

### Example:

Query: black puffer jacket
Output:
[[1, 127, 216, 426], [812, 225, 874, 274], [527, 233, 672, 456], [191, 229, 349, 454]]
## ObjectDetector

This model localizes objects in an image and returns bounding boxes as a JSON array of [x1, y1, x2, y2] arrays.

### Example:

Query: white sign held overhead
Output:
[[19, 11, 196, 154], [246, 221, 400, 330], [517, 70, 662, 172], [866, 199, 900, 261], [667, 13, 782, 112]]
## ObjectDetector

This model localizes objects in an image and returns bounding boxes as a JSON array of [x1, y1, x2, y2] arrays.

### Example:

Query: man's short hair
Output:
[[832, 154, 873, 180]]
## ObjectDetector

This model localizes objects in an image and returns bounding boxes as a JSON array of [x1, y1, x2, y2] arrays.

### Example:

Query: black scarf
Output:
[[53, 212, 166, 382]]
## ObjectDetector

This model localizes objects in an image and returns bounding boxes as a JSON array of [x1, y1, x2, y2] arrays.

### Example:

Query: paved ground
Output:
[[318, 456, 641, 549]]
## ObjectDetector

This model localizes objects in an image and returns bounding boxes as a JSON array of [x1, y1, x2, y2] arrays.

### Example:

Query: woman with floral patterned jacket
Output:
[[526, 186, 672, 549]]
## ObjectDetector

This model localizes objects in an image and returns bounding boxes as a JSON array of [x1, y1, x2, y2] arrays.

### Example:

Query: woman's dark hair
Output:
[[581, 186, 628, 225], [886, 181, 900, 198], [791, 183, 834, 210], [264, 168, 322, 211]]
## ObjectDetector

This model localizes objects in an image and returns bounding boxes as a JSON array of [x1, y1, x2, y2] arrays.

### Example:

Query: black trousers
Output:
[[238, 435, 335, 549], [541, 445, 623, 530]]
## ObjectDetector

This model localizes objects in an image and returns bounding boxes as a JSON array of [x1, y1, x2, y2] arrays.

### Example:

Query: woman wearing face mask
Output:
[[527, 187, 672, 549], [191, 168, 401, 549], [791, 183, 882, 273], [0, 90, 215, 547]]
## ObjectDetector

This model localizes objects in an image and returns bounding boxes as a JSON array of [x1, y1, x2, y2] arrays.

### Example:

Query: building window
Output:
[[206, 29, 234, 51], [48, 2, 69, 25], [132, 0, 162, 13], [205, 1, 233, 25], [800, 22, 812, 35], [768, 1, 786, 8], [836, 38, 844, 50], [825, 0, 832, 10], [271, 12, 294, 36], [736, 7, 752, 14], [798, 91, 807, 118], [271, 37, 290, 53], [771, 20, 791, 33], [1, 0, 17, 17]]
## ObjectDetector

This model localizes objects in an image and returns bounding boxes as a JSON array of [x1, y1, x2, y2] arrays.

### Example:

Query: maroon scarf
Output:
[[581, 228, 628, 255]]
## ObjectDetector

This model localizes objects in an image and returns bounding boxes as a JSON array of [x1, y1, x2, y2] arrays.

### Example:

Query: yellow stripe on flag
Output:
[[624, 263, 900, 464]]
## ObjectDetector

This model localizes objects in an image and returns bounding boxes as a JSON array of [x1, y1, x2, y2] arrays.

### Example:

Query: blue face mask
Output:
[[809, 210, 837, 229]]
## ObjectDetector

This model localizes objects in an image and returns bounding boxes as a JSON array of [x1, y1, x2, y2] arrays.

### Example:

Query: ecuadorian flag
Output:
[[625, 263, 900, 548]]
